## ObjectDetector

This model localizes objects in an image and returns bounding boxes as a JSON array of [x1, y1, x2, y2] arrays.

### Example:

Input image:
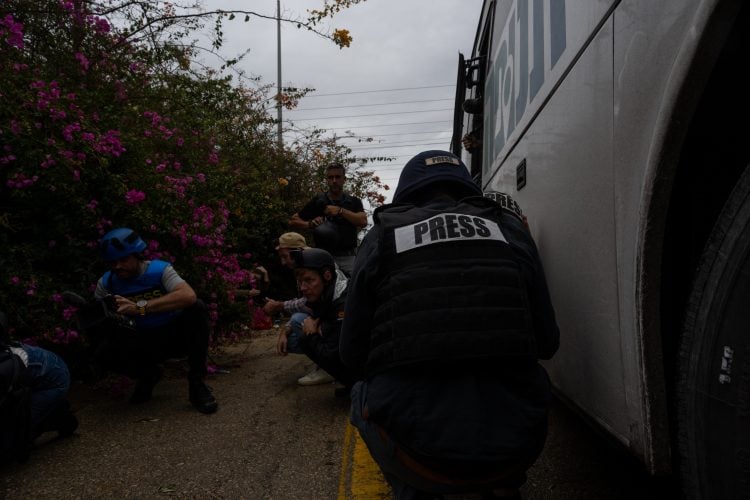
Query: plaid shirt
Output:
[[283, 297, 308, 314]]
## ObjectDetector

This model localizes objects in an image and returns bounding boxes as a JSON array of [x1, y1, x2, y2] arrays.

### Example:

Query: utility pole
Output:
[[276, 0, 283, 152]]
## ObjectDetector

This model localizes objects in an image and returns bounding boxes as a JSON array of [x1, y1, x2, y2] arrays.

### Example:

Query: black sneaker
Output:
[[57, 412, 79, 437], [189, 381, 218, 414], [129, 368, 163, 404], [334, 385, 352, 399]]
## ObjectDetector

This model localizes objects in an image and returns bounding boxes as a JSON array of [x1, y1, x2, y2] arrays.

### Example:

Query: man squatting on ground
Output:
[[290, 247, 357, 398], [1, 311, 77, 458], [265, 232, 336, 386], [288, 163, 367, 276], [93, 228, 218, 414], [340, 151, 560, 499]]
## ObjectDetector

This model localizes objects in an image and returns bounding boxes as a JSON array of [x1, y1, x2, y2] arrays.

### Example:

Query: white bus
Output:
[[452, 1, 749, 498]]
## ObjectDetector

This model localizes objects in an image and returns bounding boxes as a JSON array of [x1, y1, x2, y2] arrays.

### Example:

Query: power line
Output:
[[289, 119, 452, 130], [339, 129, 451, 138], [348, 136, 451, 146], [355, 150, 460, 164], [294, 98, 452, 111], [304, 84, 454, 97], [361, 166, 410, 172], [349, 141, 449, 150], [289, 108, 453, 121]]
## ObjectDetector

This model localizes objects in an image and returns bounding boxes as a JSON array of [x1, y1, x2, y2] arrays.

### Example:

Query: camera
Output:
[[62, 291, 136, 334]]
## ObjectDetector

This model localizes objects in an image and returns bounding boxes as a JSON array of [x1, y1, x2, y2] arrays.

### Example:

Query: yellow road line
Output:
[[338, 421, 391, 499], [338, 422, 356, 498]]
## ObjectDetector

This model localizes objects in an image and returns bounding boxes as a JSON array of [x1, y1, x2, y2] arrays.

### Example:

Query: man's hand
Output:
[[324, 205, 343, 217], [114, 295, 138, 316], [276, 327, 289, 356], [301, 317, 321, 336], [263, 299, 284, 316], [308, 216, 324, 228]]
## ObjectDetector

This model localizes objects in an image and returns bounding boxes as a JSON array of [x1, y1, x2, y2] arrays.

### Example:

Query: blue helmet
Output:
[[392, 150, 481, 203], [99, 228, 147, 261]]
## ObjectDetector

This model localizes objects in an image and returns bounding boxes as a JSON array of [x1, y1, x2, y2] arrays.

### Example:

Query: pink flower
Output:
[[1, 14, 24, 49], [74, 52, 90, 71], [125, 189, 146, 205], [94, 130, 125, 156], [6, 173, 39, 189], [40, 156, 55, 169], [62, 122, 81, 142], [62, 306, 78, 320], [92, 17, 110, 34]]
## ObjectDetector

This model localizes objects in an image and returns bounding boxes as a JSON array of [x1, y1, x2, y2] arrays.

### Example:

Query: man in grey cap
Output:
[[340, 150, 559, 499]]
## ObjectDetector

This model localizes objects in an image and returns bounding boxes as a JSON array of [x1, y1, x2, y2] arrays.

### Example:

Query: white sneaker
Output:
[[297, 366, 335, 386]]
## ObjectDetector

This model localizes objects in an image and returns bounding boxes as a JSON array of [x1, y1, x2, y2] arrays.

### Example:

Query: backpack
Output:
[[0, 344, 31, 466]]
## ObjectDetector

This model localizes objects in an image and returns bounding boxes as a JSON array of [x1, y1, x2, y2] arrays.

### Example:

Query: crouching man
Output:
[[290, 248, 356, 398], [93, 228, 218, 414], [340, 151, 560, 499]]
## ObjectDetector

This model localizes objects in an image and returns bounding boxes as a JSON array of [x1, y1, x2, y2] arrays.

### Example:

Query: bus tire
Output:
[[678, 163, 750, 499]]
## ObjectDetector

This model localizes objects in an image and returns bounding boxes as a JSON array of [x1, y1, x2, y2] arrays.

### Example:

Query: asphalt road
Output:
[[0, 329, 680, 499]]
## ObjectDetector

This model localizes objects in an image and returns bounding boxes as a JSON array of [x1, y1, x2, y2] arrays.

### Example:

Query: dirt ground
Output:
[[1, 328, 679, 499], [1, 329, 352, 499]]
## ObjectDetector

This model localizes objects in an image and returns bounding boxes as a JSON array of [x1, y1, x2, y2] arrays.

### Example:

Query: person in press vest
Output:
[[340, 151, 560, 499]]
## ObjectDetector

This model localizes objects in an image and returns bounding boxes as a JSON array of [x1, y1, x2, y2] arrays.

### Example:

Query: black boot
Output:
[[56, 411, 79, 437], [33, 401, 79, 439], [129, 367, 162, 404], [188, 379, 218, 414]]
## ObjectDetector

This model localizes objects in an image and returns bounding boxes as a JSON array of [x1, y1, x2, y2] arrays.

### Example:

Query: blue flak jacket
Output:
[[102, 260, 179, 329]]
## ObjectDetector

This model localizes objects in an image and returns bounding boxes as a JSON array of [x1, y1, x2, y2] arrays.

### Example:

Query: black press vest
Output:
[[366, 198, 536, 375]]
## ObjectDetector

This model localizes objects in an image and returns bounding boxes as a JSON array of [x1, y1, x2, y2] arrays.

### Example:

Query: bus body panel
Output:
[[482, 0, 617, 180], [471, 0, 726, 472], [484, 17, 636, 448], [611, 0, 714, 470]]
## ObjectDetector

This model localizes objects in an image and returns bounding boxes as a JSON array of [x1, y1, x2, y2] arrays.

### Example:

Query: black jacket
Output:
[[340, 194, 559, 464]]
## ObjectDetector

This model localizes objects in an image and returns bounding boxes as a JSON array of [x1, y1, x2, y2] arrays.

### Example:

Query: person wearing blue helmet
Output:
[[340, 151, 560, 499], [93, 228, 217, 414]]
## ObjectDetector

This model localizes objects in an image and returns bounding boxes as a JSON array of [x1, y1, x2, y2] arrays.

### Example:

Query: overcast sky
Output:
[[198, 0, 484, 202]]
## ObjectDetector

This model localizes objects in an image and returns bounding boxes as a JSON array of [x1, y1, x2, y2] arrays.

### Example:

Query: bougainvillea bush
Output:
[[0, 0, 280, 352], [0, 0, 386, 357]]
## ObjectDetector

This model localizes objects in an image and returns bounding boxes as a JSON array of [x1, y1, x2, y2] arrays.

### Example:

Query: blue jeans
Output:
[[285, 312, 309, 354], [23, 345, 72, 432]]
